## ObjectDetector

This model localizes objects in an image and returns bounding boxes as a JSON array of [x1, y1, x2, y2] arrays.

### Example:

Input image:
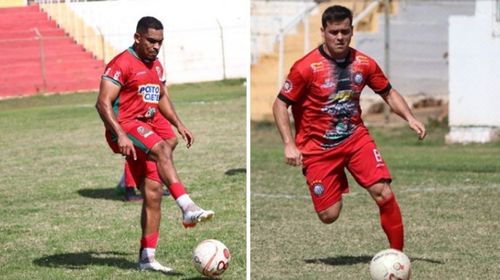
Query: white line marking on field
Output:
[[252, 185, 499, 200]]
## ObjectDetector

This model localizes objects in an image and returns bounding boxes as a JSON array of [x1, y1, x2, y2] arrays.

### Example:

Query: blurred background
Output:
[[0, 0, 248, 96], [251, 0, 500, 143]]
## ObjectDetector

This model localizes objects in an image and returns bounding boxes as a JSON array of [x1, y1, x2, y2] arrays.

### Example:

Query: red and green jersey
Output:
[[102, 47, 166, 124], [278, 46, 391, 155]]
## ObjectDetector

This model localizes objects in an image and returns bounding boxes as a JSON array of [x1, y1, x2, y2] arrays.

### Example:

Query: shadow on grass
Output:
[[33, 251, 185, 275], [224, 168, 246, 176], [305, 255, 444, 266], [33, 251, 136, 270], [77, 188, 123, 201], [304, 255, 372, 266], [411, 257, 444, 264]]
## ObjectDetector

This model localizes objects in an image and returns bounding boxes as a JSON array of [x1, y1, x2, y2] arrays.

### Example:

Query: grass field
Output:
[[0, 79, 246, 279], [251, 120, 500, 279]]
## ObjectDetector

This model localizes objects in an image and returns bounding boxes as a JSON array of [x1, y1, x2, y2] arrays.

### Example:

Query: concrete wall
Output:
[[447, 0, 500, 143], [67, 0, 248, 84]]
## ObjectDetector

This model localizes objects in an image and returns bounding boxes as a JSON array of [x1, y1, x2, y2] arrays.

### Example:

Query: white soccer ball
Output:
[[370, 249, 411, 280], [192, 239, 231, 278]]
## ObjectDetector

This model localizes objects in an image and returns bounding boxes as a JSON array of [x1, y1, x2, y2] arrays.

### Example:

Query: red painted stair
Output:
[[0, 4, 104, 98]]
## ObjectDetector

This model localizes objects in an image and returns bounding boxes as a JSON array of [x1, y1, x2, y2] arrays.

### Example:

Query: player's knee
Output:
[[166, 137, 178, 150], [144, 181, 163, 203], [368, 181, 395, 205], [151, 141, 173, 161], [318, 211, 340, 224], [318, 202, 342, 224]]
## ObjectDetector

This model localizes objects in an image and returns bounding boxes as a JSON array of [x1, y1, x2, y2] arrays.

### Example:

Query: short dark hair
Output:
[[136, 16, 163, 34], [321, 5, 353, 28]]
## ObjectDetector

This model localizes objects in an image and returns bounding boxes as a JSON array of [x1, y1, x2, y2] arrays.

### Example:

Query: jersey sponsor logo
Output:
[[137, 126, 153, 138], [310, 62, 324, 72], [355, 55, 370, 65], [282, 79, 293, 93], [311, 181, 325, 197], [104, 67, 111, 76], [138, 84, 160, 103], [353, 72, 364, 85]]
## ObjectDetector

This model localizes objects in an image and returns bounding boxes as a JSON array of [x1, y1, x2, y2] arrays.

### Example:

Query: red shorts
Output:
[[302, 126, 392, 213], [105, 117, 175, 184], [150, 114, 176, 140]]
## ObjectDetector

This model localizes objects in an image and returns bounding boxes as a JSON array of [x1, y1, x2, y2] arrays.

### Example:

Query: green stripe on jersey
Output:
[[112, 95, 120, 118], [102, 76, 122, 87], [127, 134, 150, 154]]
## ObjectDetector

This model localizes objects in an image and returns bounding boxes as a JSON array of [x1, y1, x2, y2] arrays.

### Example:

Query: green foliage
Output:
[[0, 80, 246, 279]]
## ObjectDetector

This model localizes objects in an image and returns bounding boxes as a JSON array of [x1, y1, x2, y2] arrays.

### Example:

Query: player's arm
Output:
[[272, 98, 303, 166], [381, 88, 426, 139], [158, 85, 194, 148], [95, 79, 137, 160]]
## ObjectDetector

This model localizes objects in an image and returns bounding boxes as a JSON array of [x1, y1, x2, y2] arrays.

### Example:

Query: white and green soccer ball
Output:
[[370, 249, 411, 280], [192, 239, 231, 278]]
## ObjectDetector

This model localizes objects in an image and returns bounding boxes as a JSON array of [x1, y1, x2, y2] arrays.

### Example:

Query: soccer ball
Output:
[[192, 239, 230, 278], [369, 249, 411, 280]]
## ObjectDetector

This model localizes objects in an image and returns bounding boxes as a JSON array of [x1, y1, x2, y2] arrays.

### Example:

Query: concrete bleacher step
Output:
[[0, 4, 104, 98]]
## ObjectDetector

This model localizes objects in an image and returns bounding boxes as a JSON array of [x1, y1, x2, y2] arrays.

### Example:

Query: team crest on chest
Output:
[[353, 72, 364, 85]]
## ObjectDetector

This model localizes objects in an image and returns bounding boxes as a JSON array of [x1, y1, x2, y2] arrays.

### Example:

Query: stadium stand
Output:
[[0, 4, 103, 98], [251, 0, 379, 121]]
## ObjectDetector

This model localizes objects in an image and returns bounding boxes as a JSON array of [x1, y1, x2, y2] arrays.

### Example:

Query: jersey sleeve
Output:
[[102, 57, 128, 87], [367, 60, 392, 95], [277, 65, 308, 105]]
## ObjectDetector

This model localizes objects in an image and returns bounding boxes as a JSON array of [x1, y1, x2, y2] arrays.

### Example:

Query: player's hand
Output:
[[284, 143, 303, 166], [117, 134, 137, 160], [408, 118, 426, 140], [177, 124, 194, 148]]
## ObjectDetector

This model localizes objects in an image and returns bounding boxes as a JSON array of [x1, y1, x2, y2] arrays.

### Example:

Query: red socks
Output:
[[377, 194, 404, 251], [141, 231, 159, 249], [168, 182, 187, 200]]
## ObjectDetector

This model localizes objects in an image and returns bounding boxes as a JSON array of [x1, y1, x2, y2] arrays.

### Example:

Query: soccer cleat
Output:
[[124, 187, 143, 202], [182, 205, 214, 228], [139, 260, 173, 274]]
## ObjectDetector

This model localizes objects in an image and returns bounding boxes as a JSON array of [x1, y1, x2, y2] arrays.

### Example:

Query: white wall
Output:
[[68, 0, 248, 84], [447, 0, 500, 143]]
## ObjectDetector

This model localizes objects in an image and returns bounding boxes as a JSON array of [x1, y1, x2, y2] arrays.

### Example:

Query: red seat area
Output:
[[0, 4, 104, 98]]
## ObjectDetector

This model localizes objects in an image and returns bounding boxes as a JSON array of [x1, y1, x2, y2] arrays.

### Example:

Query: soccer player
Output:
[[272, 5, 426, 251], [96, 16, 214, 273]]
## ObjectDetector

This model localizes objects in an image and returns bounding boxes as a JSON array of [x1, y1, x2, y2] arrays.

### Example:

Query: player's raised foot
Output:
[[139, 260, 173, 274], [182, 204, 214, 228], [124, 187, 143, 202]]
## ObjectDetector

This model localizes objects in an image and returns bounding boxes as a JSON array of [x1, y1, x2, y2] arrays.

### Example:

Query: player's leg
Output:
[[366, 181, 404, 251], [148, 141, 214, 228], [122, 161, 143, 201], [137, 177, 172, 273], [317, 200, 343, 224], [303, 155, 348, 224], [116, 139, 176, 199], [346, 129, 403, 250]]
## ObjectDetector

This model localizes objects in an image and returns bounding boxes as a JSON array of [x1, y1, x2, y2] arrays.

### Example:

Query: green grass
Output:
[[0, 79, 246, 279], [251, 121, 500, 279]]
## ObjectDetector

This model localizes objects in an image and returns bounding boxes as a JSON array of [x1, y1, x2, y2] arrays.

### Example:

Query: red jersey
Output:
[[102, 47, 166, 124], [278, 46, 391, 156]]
